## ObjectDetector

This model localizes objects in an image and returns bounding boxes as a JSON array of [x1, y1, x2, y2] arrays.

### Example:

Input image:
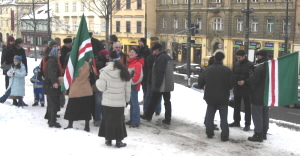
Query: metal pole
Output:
[[244, 0, 250, 55], [47, 0, 51, 40], [186, 0, 191, 87], [284, 0, 289, 54]]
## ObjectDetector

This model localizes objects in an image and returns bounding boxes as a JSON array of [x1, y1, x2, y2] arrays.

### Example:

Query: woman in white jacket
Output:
[[95, 50, 131, 148]]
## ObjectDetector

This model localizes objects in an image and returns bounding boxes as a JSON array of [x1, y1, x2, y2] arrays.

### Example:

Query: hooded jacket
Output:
[[96, 62, 131, 107], [127, 57, 144, 91]]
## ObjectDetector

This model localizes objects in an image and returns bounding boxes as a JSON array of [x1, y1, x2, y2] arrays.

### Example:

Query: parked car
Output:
[[175, 63, 205, 75]]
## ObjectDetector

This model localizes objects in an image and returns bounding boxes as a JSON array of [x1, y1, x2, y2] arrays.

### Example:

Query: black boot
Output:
[[49, 111, 61, 128], [116, 141, 127, 148], [248, 133, 263, 142], [49, 122, 62, 128], [229, 122, 240, 127], [105, 140, 112, 146], [13, 99, 18, 106], [32, 102, 38, 106], [263, 132, 267, 140], [64, 120, 73, 129], [41, 102, 45, 107], [84, 120, 90, 132]]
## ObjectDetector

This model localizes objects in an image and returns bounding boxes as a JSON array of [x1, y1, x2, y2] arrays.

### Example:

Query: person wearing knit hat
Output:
[[99, 50, 109, 57], [109, 50, 120, 62], [7, 36, 15, 47], [1, 36, 15, 86], [49, 39, 58, 49], [13, 55, 22, 63]]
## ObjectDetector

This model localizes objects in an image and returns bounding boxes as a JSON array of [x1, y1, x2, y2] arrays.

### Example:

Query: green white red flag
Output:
[[264, 52, 299, 107], [61, 15, 94, 91]]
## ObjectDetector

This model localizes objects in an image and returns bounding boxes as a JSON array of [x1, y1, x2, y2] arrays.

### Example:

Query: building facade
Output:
[[156, 0, 296, 67]]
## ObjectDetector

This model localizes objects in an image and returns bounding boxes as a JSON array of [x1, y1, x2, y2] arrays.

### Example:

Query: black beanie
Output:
[[139, 38, 146, 45], [15, 38, 23, 45]]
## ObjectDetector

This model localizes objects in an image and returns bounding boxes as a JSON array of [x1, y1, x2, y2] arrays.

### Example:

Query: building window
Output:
[[73, 22, 77, 30], [252, 0, 258, 2], [6, 8, 8, 14], [267, 0, 274, 2], [185, 17, 188, 29], [101, 22, 106, 31], [116, 21, 120, 32], [137, 21, 142, 33], [73, 3, 76, 12], [196, 18, 202, 30], [162, 0, 167, 4], [65, 3, 69, 12], [173, 17, 178, 29], [126, 0, 131, 9], [55, 23, 59, 31], [162, 18, 167, 28], [283, 19, 291, 33], [65, 22, 69, 31], [55, 3, 59, 13], [196, 0, 201, 4], [173, 0, 178, 4], [184, 0, 188, 4], [237, 0, 242, 2], [213, 18, 223, 31], [126, 21, 131, 33], [137, 0, 142, 9], [6, 20, 8, 26], [237, 18, 243, 31], [116, 0, 121, 10], [266, 18, 274, 33], [251, 18, 258, 32], [211, 0, 221, 3], [81, 2, 85, 11]]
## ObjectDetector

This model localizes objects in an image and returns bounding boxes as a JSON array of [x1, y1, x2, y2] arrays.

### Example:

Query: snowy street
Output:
[[1, 57, 300, 156]]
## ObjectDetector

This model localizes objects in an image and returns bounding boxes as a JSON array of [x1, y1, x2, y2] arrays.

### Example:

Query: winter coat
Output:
[[232, 58, 254, 96], [96, 62, 131, 107], [91, 37, 104, 57], [139, 45, 151, 82], [8, 45, 28, 73], [127, 57, 144, 91], [7, 64, 26, 96], [1, 45, 12, 74], [119, 51, 128, 65], [60, 45, 72, 66], [43, 57, 61, 96], [250, 57, 269, 105], [198, 61, 235, 105], [68, 62, 93, 98], [31, 75, 43, 88], [146, 54, 155, 84], [96, 54, 109, 72], [152, 50, 174, 92]]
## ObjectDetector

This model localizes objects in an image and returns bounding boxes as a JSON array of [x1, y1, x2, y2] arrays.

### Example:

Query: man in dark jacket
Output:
[[60, 38, 72, 66], [1, 36, 15, 89], [141, 43, 174, 125], [89, 32, 104, 57], [8, 38, 28, 74], [138, 38, 151, 104], [198, 52, 235, 142], [229, 50, 254, 131], [248, 50, 269, 142]]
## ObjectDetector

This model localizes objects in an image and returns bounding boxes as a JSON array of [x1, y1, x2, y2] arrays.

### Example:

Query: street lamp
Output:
[[241, 0, 253, 56], [284, 0, 289, 54]]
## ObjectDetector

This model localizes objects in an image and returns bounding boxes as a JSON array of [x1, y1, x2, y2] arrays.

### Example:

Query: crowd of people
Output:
[[1, 33, 270, 148]]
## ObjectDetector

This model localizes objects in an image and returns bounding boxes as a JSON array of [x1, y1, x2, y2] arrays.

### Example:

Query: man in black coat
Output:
[[248, 50, 269, 142], [60, 38, 72, 66], [141, 43, 174, 125], [89, 32, 104, 57], [138, 38, 151, 104], [229, 50, 254, 131], [198, 52, 235, 142], [1, 35, 15, 89], [8, 38, 28, 74]]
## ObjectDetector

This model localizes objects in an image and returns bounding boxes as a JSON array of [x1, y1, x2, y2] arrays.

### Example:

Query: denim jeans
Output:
[[94, 91, 103, 122], [143, 84, 161, 113], [205, 104, 229, 138], [130, 89, 140, 125]]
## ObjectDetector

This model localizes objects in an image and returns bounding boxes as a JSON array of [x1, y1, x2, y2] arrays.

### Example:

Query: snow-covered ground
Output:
[[1, 57, 300, 156]]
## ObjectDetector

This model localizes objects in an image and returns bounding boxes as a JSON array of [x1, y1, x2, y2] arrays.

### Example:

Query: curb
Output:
[[269, 119, 300, 131]]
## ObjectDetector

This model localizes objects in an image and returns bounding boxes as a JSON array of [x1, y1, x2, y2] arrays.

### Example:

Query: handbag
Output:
[[1, 62, 12, 70]]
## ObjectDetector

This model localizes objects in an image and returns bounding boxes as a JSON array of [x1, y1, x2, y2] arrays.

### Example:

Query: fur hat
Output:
[[139, 38, 146, 45], [109, 50, 120, 62], [49, 39, 58, 49], [14, 56, 22, 63], [151, 43, 163, 51], [255, 50, 268, 57], [63, 38, 72, 44]]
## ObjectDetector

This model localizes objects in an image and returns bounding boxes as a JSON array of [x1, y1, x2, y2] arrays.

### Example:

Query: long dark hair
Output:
[[12, 62, 21, 69], [113, 62, 130, 81]]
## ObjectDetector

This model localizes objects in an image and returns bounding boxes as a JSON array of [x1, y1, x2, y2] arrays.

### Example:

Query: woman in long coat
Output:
[[96, 50, 131, 148], [64, 61, 94, 132]]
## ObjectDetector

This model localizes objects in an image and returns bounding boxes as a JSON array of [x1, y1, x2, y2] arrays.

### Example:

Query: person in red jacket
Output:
[[126, 46, 144, 128]]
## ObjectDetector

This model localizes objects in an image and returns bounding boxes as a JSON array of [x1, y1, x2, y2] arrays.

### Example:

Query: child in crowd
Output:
[[30, 66, 45, 107]]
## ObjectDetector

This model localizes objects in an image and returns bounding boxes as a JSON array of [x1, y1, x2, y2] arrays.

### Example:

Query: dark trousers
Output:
[[205, 104, 229, 138], [5, 75, 9, 89], [233, 95, 251, 126], [252, 104, 269, 134], [141, 81, 147, 101], [146, 92, 171, 122], [47, 95, 60, 124]]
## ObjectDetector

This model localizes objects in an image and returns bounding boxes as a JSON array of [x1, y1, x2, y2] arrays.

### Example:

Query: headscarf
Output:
[[48, 48, 59, 59]]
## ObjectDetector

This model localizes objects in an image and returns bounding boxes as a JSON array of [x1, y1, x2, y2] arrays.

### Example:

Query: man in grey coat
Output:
[[140, 43, 174, 125], [198, 52, 235, 141]]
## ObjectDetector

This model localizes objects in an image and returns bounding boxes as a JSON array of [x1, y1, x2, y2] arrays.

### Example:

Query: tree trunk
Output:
[[105, 17, 110, 50]]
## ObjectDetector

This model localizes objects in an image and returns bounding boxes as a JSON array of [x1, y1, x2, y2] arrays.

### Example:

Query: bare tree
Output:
[[81, 0, 135, 50]]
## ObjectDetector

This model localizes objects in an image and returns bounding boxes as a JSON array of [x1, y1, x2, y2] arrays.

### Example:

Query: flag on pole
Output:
[[61, 14, 94, 91], [264, 52, 299, 107]]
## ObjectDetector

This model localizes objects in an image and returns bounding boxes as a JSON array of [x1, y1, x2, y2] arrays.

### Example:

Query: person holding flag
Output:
[[61, 15, 94, 132]]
